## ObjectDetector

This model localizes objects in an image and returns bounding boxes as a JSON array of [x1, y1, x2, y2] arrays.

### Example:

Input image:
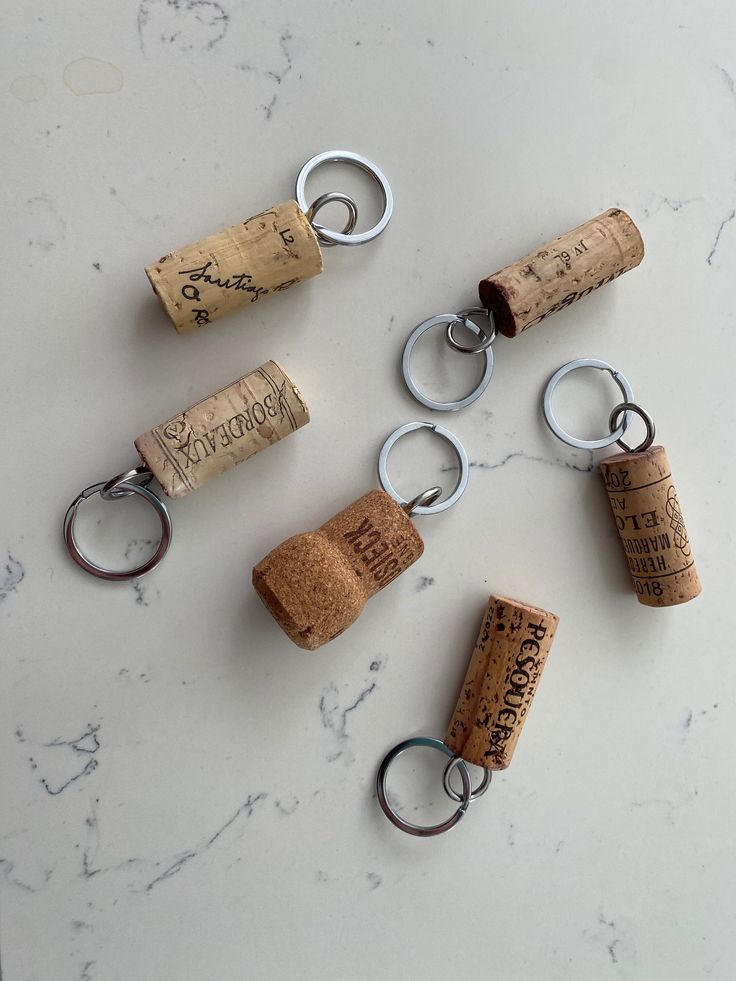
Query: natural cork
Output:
[[252, 490, 424, 650], [598, 444, 700, 607], [478, 208, 644, 338], [135, 360, 309, 499], [145, 200, 323, 333], [445, 595, 559, 770]]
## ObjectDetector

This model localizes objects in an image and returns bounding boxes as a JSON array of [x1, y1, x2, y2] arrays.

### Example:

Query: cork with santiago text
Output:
[[599, 444, 701, 607], [445, 595, 559, 770], [252, 490, 424, 650], [146, 200, 323, 333], [135, 361, 309, 499], [479, 208, 644, 337]]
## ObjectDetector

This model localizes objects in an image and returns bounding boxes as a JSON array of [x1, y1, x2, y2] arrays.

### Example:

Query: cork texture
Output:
[[145, 200, 323, 333], [252, 490, 424, 651], [445, 595, 559, 770], [599, 444, 701, 607], [478, 208, 644, 337], [135, 360, 309, 499]]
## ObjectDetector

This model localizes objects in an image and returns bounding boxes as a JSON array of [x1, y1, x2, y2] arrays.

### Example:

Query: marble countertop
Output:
[[2, 2, 734, 979]]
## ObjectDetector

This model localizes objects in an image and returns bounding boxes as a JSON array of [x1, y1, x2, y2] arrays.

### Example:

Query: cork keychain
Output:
[[542, 358, 701, 607], [401, 209, 644, 410], [377, 594, 559, 836], [252, 421, 470, 650], [63, 361, 308, 580], [145, 150, 393, 333]]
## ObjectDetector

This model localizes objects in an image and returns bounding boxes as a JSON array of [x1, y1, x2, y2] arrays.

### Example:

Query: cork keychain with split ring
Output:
[[63, 361, 309, 581], [145, 150, 393, 333], [400, 208, 644, 411], [252, 422, 471, 650], [543, 358, 701, 607], [377, 594, 559, 837]]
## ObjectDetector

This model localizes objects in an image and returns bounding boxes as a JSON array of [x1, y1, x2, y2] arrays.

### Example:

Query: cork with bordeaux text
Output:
[[598, 444, 701, 607], [445, 595, 559, 770], [135, 361, 309, 499], [478, 208, 644, 337], [252, 490, 424, 650], [145, 200, 323, 333]]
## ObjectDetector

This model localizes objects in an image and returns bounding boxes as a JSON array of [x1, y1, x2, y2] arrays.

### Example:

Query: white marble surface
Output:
[[2, 2, 735, 979]]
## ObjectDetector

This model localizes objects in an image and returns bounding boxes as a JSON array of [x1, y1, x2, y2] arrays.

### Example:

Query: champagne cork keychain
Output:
[[377, 594, 559, 837], [542, 358, 701, 607], [252, 421, 470, 650], [401, 208, 644, 410], [145, 150, 393, 333], [63, 362, 309, 580]]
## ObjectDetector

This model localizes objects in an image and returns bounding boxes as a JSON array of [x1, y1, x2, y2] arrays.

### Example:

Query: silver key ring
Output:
[[542, 358, 635, 450], [64, 476, 172, 581], [305, 191, 358, 249], [377, 422, 469, 515], [402, 314, 494, 412], [442, 756, 492, 803], [376, 736, 472, 837], [295, 150, 393, 247], [610, 401, 656, 454]]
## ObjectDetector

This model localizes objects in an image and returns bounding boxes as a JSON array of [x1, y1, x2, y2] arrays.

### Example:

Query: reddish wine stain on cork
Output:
[[445, 595, 559, 770], [252, 490, 424, 650], [599, 444, 701, 607], [145, 200, 323, 333], [479, 208, 644, 337]]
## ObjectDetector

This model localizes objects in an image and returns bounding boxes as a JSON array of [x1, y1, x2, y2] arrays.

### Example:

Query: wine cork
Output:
[[145, 200, 323, 333], [445, 595, 559, 770], [598, 444, 701, 607], [252, 490, 424, 650], [135, 361, 309, 499], [478, 208, 644, 338]]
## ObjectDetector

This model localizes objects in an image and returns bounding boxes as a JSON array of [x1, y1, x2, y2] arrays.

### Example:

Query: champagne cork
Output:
[[253, 490, 424, 650], [478, 208, 644, 338], [445, 595, 559, 770], [598, 444, 701, 607], [135, 361, 309, 499], [145, 200, 323, 333]]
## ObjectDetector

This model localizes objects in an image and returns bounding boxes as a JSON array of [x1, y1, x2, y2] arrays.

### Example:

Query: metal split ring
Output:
[[63, 473, 172, 581], [610, 402, 656, 454], [100, 464, 154, 501], [402, 313, 495, 412], [377, 422, 469, 515], [306, 191, 358, 248], [542, 358, 635, 450], [376, 736, 472, 837], [295, 150, 393, 247], [442, 756, 492, 803]]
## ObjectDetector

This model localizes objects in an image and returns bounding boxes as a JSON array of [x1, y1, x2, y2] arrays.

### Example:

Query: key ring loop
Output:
[[402, 314, 494, 412], [377, 422, 469, 515], [295, 150, 393, 247], [446, 307, 498, 355], [442, 756, 493, 803], [306, 191, 358, 249], [376, 736, 472, 837], [542, 358, 635, 450], [63, 478, 172, 581], [610, 401, 656, 453]]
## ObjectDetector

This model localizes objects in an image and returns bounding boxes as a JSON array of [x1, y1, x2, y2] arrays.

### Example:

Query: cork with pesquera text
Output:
[[135, 361, 309, 499], [252, 490, 424, 650], [598, 444, 701, 607], [145, 200, 323, 333], [445, 595, 559, 770], [478, 208, 644, 337]]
